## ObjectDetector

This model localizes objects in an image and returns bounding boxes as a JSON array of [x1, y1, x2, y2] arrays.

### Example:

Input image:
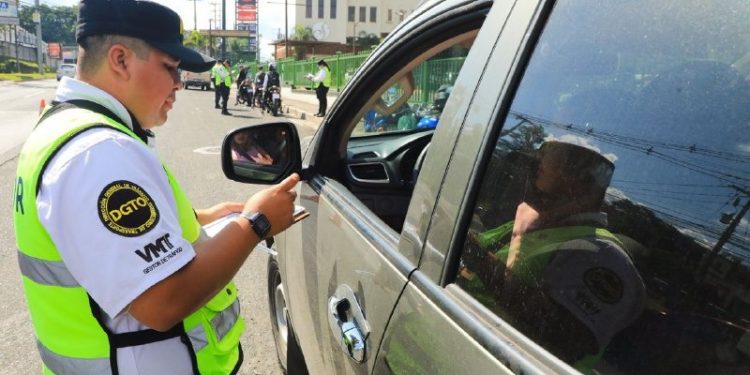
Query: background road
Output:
[[0, 79, 319, 374]]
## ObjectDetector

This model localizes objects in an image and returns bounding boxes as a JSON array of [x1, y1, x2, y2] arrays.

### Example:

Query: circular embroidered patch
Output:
[[98, 180, 159, 237], [583, 267, 623, 304]]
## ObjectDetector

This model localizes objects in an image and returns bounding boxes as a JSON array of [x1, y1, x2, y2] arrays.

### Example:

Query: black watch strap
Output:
[[240, 211, 271, 239]]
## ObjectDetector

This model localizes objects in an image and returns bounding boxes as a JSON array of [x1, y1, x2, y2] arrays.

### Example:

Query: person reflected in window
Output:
[[460, 141, 645, 372], [231, 132, 274, 165]]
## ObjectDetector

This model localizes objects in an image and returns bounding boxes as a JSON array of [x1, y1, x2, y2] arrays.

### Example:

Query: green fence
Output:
[[411, 56, 466, 104], [235, 51, 466, 105], [276, 50, 373, 92]]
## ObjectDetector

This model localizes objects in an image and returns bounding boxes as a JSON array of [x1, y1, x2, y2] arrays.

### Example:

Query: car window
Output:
[[350, 43, 469, 136], [453, 0, 750, 373], [341, 30, 481, 232]]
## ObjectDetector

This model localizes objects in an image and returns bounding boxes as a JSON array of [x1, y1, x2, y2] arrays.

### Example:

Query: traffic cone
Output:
[[38, 98, 46, 114]]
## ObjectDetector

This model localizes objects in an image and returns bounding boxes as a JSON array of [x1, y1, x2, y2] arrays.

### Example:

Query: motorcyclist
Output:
[[261, 64, 282, 114], [253, 66, 266, 108]]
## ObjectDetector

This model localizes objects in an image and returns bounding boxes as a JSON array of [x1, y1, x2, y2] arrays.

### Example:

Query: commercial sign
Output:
[[48, 43, 61, 59], [0, 0, 19, 26], [236, 0, 257, 22]]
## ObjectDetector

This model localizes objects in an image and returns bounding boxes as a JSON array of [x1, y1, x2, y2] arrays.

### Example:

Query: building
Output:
[[293, 0, 420, 45]]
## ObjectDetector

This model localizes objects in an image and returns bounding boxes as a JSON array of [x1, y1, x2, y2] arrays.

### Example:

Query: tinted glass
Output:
[[455, 1, 750, 373]]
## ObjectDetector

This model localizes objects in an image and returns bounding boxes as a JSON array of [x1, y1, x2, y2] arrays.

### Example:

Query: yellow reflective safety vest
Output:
[[215, 66, 231, 86], [321, 66, 331, 88], [14, 101, 245, 375]]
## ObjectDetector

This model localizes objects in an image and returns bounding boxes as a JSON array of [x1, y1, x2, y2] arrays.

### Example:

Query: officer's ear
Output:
[[108, 43, 133, 80]]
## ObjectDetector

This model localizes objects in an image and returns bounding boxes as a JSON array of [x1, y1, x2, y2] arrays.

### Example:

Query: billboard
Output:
[[0, 0, 19, 26], [237, 23, 257, 33], [237, 0, 257, 22], [237, 7, 257, 22], [48, 43, 62, 59]]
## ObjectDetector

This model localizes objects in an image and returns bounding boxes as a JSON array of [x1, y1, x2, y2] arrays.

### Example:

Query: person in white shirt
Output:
[[306, 59, 331, 117], [13, 1, 298, 374]]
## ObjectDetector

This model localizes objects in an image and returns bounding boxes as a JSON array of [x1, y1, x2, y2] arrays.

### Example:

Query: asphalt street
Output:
[[0, 80, 319, 374]]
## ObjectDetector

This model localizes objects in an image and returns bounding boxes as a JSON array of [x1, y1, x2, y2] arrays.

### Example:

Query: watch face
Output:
[[250, 212, 271, 238]]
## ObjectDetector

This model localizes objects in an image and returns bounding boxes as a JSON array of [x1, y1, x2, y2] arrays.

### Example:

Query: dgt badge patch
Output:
[[98, 181, 159, 237]]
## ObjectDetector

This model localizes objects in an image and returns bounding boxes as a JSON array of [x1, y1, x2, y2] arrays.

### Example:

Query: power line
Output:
[[511, 112, 750, 185]]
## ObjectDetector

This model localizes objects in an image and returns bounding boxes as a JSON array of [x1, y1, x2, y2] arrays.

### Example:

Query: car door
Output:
[[276, 1, 501, 373], [371, 1, 550, 373], [379, 0, 750, 374]]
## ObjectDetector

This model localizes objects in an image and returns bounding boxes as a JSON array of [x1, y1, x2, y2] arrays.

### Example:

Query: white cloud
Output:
[[738, 143, 750, 153]]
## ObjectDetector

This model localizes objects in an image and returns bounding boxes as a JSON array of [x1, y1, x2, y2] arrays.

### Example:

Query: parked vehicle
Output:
[[222, 0, 750, 374], [180, 70, 211, 90], [56, 64, 76, 81]]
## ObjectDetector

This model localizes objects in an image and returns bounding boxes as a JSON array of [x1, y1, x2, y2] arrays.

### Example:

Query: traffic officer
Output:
[[211, 59, 223, 108], [460, 142, 645, 372], [218, 59, 233, 115], [13, 1, 298, 374], [307, 59, 331, 117]]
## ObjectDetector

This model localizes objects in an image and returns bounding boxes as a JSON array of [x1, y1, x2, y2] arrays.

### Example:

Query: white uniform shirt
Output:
[[311, 67, 327, 83], [37, 77, 196, 374]]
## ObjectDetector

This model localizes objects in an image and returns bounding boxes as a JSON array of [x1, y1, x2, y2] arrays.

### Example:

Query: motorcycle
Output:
[[265, 86, 282, 116], [236, 84, 253, 106], [254, 87, 266, 109]]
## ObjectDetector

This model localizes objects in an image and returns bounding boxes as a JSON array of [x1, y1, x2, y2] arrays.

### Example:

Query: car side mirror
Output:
[[221, 122, 302, 184]]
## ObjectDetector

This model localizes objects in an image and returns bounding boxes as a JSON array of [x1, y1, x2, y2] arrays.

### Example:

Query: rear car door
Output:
[[381, 0, 750, 374], [276, 1, 502, 373]]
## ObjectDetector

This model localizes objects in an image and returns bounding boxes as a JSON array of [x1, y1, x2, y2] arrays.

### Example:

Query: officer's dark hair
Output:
[[78, 34, 151, 77]]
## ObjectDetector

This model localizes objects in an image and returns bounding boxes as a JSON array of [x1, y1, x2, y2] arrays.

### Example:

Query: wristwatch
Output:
[[240, 211, 271, 239]]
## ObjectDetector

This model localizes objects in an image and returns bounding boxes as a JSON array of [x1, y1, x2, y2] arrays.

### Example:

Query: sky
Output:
[[39, 0, 293, 60]]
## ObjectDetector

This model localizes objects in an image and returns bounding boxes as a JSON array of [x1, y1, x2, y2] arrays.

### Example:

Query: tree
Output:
[[291, 24, 313, 41], [184, 30, 206, 50], [356, 32, 380, 50], [18, 5, 77, 46]]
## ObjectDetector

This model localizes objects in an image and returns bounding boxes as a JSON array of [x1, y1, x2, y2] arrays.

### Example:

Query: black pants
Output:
[[214, 83, 221, 106], [220, 84, 230, 111], [316, 84, 329, 115]]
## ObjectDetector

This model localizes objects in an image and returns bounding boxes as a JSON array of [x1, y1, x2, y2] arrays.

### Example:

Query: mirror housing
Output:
[[221, 122, 302, 184]]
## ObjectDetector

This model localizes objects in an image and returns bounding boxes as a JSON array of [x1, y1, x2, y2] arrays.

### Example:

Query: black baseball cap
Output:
[[76, 0, 215, 72]]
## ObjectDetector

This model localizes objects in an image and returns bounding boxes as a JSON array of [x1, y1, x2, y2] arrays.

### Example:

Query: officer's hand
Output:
[[243, 173, 300, 237], [196, 202, 244, 225]]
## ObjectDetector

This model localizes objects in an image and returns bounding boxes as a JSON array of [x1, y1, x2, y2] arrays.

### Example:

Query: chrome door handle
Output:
[[328, 285, 370, 363]]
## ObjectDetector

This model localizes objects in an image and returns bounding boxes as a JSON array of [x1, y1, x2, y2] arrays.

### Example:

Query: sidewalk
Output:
[[280, 86, 339, 121]]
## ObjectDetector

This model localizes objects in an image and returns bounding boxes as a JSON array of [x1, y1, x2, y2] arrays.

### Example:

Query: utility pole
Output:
[[284, 0, 288, 58], [697, 185, 750, 277], [14, 25, 19, 73], [34, 1, 43, 74], [208, 18, 214, 56], [221, 0, 226, 58], [192, 0, 198, 30]]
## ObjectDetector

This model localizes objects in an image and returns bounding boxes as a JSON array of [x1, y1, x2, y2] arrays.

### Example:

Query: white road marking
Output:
[[193, 146, 221, 155]]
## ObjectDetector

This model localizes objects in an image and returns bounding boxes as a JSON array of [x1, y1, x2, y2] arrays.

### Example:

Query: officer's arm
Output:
[[128, 174, 299, 331]]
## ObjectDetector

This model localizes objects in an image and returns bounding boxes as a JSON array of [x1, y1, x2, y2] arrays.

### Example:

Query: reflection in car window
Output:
[[455, 1, 750, 373], [351, 42, 470, 137]]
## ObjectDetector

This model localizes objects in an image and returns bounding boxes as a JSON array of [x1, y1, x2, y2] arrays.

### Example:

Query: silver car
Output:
[[56, 63, 76, 81], [224, 0, 750, 373]]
